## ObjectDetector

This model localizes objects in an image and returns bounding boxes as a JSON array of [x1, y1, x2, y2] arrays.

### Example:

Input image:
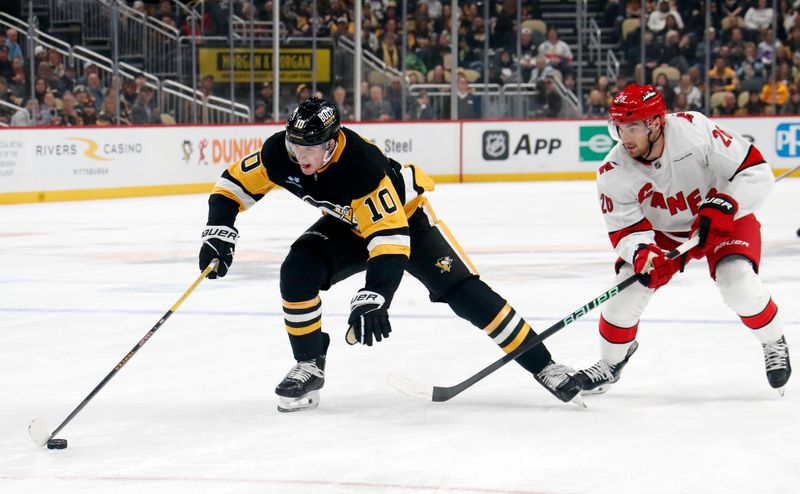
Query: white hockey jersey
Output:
[[597, 111, 775, 264]]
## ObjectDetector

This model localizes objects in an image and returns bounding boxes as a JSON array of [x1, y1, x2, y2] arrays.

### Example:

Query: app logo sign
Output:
[[579, 126, 614, 161], [775, 123, 800, 157], [482, 130, 509, 160]]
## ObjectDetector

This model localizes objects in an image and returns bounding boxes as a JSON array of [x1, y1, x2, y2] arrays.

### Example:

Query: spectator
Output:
[[760, 80, 789, 107], [86, 72, 105, 110], [781, 90, 800, 114], [78, 61, 99, 86], [414, 35, 441, 73], [647, 0, 684, 33], [743, 90, 767, 114], [0, 46, 11, 80], [534, 75, 561, 117], [131, 85, 160, 124], [121, 78, 139, 107], [286, 83, 311, 118], [758, 28, 782, 67], [674, 74, 702, 110], [538, 27, 573, 75], [100, 88, 127, 124], [528, 55, 554, 86], [61, 65, 77, 94], [454, 73, 481, 119], [39, 91, 58, 125], [659, 30, 690, 74], [744, 0, 774, 33], [738, 62, 765, 94], [410, 90, 436, 120], [708, 56, 739, 92], [696, 27, 723, 64], [257, 81, 274, 112], [725, 28, 746, 67], [363, 84, 394, 120], [332, 85, 353, 121], [654, 72, 676, 110], [585, 89, 609, 117], [38, 61, 65, 97], [60, 91, 82, 126], [672, 92, 691, 112], [497, 48, 518, 85], [380, 32, 400, 69], [253, 102, 270, 123], [47, 50, 65, 78], [11, 99, 40, 126], [199, 74, 215, 99], [713, 92, 737, 115], [4, 28, 23, 63], [33, 78, 49, 104], [134, 72, 148, 92], [79, 101, 98, 125], [429, 64, 446, 84]]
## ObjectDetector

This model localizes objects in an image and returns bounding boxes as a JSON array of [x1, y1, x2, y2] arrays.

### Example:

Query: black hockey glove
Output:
[[346, 289, 391, 346], [199, 225, 238, 279]]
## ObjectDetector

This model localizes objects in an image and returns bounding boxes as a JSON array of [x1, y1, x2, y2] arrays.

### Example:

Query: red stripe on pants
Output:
[[599, 315, 639, 343], [740, 299, 778, 329]]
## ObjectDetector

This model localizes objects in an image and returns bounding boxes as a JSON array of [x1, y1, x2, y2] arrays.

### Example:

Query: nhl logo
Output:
[[482, 130, 509, 160]]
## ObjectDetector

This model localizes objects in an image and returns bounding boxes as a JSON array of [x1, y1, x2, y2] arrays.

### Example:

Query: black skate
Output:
[[762, 336, 791, 396], [575, 340, 639, 395], [534, 361, 585, 407], [275, 356, 326, 412]]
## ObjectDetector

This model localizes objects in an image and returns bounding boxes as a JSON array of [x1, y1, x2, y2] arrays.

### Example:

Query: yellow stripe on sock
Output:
[[502, 323, 531, 353], [484, 304, 512, 335]]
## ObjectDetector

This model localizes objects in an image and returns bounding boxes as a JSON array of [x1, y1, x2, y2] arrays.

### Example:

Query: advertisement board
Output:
[[1, 116, 797, 204], [198, 48, 332, 83]]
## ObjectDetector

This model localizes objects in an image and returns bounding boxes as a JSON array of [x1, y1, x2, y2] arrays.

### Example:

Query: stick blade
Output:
[[28, 418, 51, 447], [387, 372, 434, 401]]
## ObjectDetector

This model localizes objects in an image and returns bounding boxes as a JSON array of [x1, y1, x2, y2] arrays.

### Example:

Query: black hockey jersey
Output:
[[208, 127, 435, 260]]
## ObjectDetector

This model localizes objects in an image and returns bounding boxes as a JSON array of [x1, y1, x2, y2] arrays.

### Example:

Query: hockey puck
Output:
[[46, 439, 68, 449], [796, 227, 800, 237]]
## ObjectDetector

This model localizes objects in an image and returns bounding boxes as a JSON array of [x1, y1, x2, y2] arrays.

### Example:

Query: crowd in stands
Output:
[[5, 0, 800, 125], [0, 26, 164, 127], [604, 0, 800, 117]]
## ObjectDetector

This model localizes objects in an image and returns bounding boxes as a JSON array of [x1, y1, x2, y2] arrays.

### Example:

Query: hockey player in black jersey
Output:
[[199, 98, 583, 411]]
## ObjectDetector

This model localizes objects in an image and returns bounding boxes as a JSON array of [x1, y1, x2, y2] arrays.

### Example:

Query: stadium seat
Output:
[[621, 18, 641, 41], [652, 66, 681, 84], [522, 19, 547, 35]]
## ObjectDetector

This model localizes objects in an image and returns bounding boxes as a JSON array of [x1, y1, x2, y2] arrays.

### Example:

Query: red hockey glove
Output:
[[633, 243, 681, 289], [691, 194, 738, 250]]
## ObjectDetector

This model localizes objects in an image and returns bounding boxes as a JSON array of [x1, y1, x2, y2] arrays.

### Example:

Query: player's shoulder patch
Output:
[[598, 161, 617, 175], [673, 111, 695, 123]]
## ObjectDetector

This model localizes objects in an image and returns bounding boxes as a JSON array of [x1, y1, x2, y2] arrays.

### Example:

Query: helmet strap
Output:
[[322, 138, 338, 166]]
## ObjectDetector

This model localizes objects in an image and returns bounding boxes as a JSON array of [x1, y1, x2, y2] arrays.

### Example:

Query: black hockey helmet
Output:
[[286, 97, 341, 146]]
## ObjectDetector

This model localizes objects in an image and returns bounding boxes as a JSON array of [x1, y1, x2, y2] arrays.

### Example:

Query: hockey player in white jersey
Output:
[[575, 84, 791, 396]]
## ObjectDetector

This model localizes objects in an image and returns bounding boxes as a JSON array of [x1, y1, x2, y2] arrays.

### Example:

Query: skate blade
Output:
[[581, 384, 611, 396], [777, 386, 785, 397], [570, 392, 587, 408], [277, 390, 320, 413]]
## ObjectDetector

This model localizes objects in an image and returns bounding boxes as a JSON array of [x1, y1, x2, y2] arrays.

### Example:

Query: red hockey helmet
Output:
[[608, 84, 666, 141]]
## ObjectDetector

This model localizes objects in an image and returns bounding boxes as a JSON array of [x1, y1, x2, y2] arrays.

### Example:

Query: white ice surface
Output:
[[1, 181, 798, 494]]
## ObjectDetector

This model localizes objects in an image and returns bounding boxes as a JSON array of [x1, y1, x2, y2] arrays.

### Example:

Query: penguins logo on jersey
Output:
[[436, 256, 453, 273], [301, 196, 355, 224]]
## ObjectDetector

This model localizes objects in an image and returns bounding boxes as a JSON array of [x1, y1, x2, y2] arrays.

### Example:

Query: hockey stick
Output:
[[388, 237, 700, 402], [775, 163, 800, 182], [28, 261, 218, 448]]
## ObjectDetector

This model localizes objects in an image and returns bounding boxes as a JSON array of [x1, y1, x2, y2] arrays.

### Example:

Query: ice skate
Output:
[[575, 340, 639, 395], [534, 361, 586, 407], [275, 356, 326, 412], [762, 336, 791, 396]]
